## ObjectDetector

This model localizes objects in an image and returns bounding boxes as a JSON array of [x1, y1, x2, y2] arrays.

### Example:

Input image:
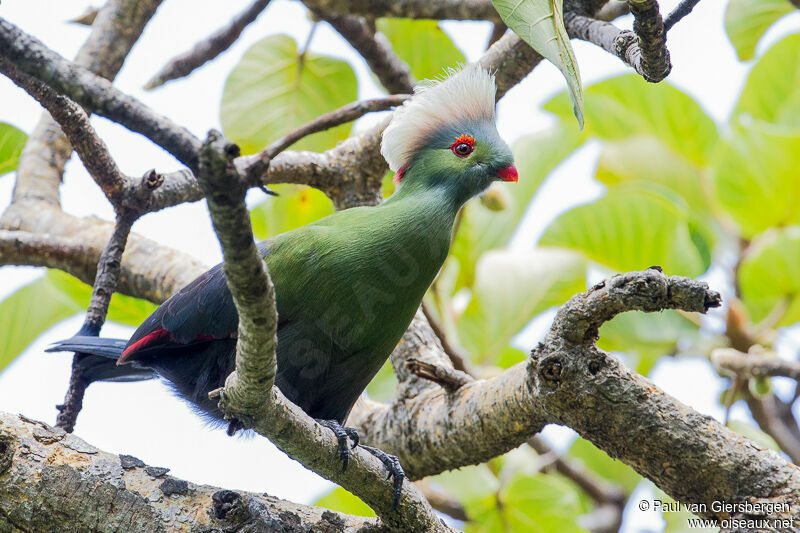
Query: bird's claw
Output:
[[316, 419, 360, 473], [362, 445, 405, 511]]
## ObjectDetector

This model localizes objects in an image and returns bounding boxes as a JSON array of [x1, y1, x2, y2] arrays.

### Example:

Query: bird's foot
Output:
[[316, 419, 359, 473], [361, 445, 405, 511]]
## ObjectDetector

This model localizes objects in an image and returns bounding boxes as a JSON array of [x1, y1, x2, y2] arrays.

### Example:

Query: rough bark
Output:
[[0, 411, 383, 532]]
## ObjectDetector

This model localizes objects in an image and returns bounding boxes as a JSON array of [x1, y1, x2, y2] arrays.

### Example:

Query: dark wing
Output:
[[119, 262, 239, 363]]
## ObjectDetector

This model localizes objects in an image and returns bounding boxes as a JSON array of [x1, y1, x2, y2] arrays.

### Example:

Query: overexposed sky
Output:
[[1, 1, 799, 530]]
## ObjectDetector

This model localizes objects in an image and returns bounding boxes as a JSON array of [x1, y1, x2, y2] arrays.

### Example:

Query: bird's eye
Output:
[[450, 134, 475, 158], [453, 143, 472, 157]]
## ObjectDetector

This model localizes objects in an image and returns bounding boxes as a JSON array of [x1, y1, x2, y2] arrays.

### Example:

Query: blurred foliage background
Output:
[[1, 1, 799, 531]]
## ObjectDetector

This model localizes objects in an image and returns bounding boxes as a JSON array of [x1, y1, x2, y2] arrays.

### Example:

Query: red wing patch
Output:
[[118, 328, 171, 364]]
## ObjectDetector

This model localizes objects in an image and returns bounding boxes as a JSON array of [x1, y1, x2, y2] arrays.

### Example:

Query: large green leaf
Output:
[[598, 310, 699, 376], [0, 122, 27, 177], [493, 0, 583, 126], [46, 270, 157, 327], [738, 227, 800, 326], [733, 33, 800, 128], [545, 75, 718, 164], [457, 248, 586, 363], [250, 184, 334, 240], [724, 0, 794, 61], [0, 276, 82, 372], [540, 183, 710, 277], [466, 472, 591, 533], [450, 126, 583, 288], [596, 136, 710, 213], [376, 19, 464, 81], [314, 487, 375, 517], [221, 34, 357, 155], [712, 122, 800, 238], [568, 437, 641, 493]]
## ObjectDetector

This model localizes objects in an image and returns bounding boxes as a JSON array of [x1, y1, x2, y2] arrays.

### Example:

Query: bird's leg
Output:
[[316, 419, 360, 473], [361, 445, 405, 511]]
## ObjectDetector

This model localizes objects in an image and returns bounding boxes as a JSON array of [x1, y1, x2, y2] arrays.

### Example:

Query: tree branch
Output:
[[0, 411, 384, 532], [144, 0, 271, 90], [11, 0, 163, 206], [298, 0, 501, 22], [663, 0, 702, 31], [0, 17, 202, 169], [352, 270, 800, 525], [306, 3, 415, 94], [197, 131, 279, 413], [564, 0, 672, 83], [712, 347, 800, 382]]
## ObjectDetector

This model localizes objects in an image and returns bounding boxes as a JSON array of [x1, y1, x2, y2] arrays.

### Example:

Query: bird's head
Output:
[[381, 65, 516, 203]]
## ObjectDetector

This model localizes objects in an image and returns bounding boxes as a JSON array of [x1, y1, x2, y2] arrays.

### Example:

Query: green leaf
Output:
[[596, 136, 710, 213], [432, 463, 500, 505], [599, 311, 699, 376], [46, 270, 157, 327], [314, 487, 375, 517], [738, 227, 800, 326], [221, 34, 357, 155], [450, 126, 583, 288], [250, 184, 334, 240], [0, 122, 27, 177], [540, 182, 709, 277], [0, 275, 82, 372], [457, 248, 586, 363], [545, 74, 718, 164], [568, 437, 641, 493], [734, 33, 800, 128], [493, 0, 583, 126], [724, 0, 794, 60], [712, 122, 800, 238], [467, 472, 591, 533], [376, 19, 464, 81]]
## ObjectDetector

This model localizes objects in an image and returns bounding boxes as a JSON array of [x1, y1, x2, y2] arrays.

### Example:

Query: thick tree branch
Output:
[[0, 412, 383, 532], [352, 270, 800, 526], [144, 0, 271, 90], [196, 131, 448, 530], [299, 0, 501, 22]]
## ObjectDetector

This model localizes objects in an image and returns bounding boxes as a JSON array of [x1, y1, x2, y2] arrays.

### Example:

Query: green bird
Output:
[[49, 65, 518, 505]]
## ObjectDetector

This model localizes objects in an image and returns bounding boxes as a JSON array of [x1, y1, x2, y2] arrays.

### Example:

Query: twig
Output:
[[405, 359, 473, 392], [712, 347, 800, 381], [414, 479, 469, 521], [246, 95, 408, 182], [663, 0, 702, 31], [487, 21, 507, 49], [528, 436, 626, 507], [307, 5, 415, 94], [144, 0, 270, 89], [55, 214, 135, 432], [421, 300, 474, 374], [479, 32, 543, 99]]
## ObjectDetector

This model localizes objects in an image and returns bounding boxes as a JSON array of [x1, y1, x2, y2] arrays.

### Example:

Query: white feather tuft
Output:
[[381, 65, 496, 172]]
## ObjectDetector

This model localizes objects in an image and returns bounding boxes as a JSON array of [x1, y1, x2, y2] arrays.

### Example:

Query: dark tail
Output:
[[46, 336, 156, 383]]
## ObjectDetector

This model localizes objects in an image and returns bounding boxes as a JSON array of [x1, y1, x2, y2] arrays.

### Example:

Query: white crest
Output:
[[381, 65, 496, 172]]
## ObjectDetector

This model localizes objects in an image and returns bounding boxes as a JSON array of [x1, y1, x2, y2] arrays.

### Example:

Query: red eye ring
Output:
[[450, 134, 475, 158]]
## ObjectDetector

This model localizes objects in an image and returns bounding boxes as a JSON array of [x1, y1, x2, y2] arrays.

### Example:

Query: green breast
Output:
[[264, 189, 458, 355]]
